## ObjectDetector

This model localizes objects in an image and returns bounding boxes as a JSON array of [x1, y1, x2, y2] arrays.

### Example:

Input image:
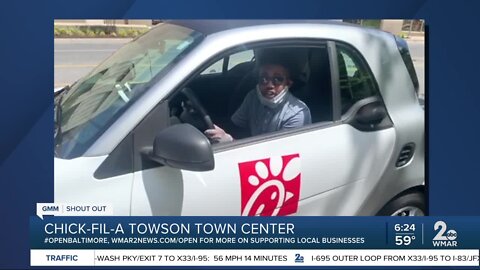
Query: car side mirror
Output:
[[147, 124, 214, 171], [355, 102, 387, 125]]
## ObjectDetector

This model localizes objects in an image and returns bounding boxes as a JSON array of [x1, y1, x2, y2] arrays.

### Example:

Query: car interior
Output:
[[168, 45, 335, 141]]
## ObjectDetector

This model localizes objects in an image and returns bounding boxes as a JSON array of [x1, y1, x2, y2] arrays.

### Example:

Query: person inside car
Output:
[[204, 59, 311, 143]]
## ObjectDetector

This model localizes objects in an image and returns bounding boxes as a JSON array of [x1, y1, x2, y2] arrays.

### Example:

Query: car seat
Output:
[[294, 47, 332, 122]]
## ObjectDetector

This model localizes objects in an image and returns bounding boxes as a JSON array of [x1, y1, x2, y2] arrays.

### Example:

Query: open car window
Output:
[[168, 43, 334, 146]]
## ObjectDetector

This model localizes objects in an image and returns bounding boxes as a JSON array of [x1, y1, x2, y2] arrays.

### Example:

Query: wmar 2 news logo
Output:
[[432, 221, 457, 247]]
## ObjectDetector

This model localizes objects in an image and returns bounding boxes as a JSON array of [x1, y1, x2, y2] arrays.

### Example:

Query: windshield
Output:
[[55, 23, 203, 159]]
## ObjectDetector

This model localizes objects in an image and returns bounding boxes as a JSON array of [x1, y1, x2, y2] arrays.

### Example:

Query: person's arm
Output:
[[282, 107, 312, 130]]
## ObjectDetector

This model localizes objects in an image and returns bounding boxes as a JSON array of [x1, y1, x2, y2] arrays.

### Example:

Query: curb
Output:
[[406, 36, 425, 42]]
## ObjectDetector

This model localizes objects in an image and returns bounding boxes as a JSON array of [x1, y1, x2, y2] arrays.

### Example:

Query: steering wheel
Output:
[[180, 88, 215, 130]]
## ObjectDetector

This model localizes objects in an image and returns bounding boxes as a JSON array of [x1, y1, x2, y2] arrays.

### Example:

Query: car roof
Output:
[[167, 20, 363, 36]]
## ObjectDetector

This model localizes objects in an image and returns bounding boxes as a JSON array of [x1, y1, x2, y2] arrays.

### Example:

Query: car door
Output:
[[130, 41, 396, 216], [178, 123, 395, 216]]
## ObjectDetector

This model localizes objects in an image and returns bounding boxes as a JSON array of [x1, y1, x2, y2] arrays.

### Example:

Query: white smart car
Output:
[[54, 20, 425, 216]]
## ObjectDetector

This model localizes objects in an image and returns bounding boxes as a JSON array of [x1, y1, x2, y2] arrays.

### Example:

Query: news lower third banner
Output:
[[30, 217, 480, 267]]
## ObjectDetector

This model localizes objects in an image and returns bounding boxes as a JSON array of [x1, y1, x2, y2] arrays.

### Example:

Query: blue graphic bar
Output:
[[30, 217, 480, 250]]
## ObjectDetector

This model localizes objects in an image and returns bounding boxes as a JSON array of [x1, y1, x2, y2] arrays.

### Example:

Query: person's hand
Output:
[[204, 124, 233, 143]]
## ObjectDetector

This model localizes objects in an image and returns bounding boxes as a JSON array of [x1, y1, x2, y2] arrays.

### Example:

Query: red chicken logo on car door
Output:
[[238, 154, 301, 216]]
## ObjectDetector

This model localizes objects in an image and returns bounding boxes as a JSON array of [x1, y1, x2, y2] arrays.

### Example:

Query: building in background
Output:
[[54, 20, 424, 39], [343, 19, 425, 37], [55, 19, 156, 26]]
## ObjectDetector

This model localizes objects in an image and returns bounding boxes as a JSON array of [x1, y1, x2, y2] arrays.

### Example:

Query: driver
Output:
[[205, 59, 311, 143]]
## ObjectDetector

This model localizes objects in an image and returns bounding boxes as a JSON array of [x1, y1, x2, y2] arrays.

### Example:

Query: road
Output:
[[54, 39, 129, 87], [54, 38, 425, 95]]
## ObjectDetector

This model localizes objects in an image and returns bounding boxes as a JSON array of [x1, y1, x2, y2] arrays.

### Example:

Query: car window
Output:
[[200, 58, 224, 75], [336, 45, 378, 114], [199, 50, 253, 75], [228, 50, 254, 70], [169, 45, 336, 146]]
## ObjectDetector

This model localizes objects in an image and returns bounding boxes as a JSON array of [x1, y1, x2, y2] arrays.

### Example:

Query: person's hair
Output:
[[256, 49, 298, 79], [258, 63, 291, 80]]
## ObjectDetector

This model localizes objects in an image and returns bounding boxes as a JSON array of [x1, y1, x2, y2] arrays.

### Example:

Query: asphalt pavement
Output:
[[54, 38, 425, 96], [54, 39, 129, 87]]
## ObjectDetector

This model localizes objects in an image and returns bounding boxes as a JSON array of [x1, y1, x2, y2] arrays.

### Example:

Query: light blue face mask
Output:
[[256, 85, 289, 109]]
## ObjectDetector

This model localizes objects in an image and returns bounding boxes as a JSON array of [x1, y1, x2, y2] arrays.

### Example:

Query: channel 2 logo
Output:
[[432, 221, 458, 247], [238, 154, 301, 216]]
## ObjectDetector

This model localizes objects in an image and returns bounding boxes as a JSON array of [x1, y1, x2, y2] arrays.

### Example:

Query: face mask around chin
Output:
[[256, 85, 289, 109]]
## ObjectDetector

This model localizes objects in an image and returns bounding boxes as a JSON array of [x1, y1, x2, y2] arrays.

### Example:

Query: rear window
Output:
[[395, 35, 419, 93]]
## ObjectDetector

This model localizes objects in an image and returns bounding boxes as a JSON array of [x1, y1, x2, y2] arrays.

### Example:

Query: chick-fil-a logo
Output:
[[238, 154, 301, 216]]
